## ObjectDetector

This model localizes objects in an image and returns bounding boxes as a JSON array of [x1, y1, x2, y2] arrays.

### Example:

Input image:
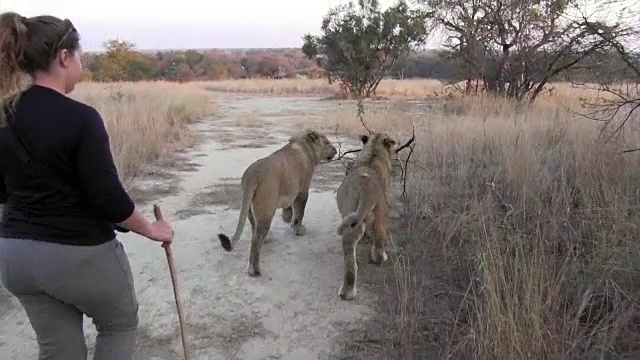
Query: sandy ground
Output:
[[0, 95, 380, 360]]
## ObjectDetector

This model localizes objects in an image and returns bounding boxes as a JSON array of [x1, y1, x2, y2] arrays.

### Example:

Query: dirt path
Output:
[[0, 95, 379, 359]]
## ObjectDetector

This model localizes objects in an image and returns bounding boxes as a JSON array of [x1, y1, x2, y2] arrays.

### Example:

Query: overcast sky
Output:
[[2, 0, 634, 51], [2, 0, 448, 51]]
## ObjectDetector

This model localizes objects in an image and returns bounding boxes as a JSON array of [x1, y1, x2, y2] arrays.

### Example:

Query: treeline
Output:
[[82, 39, 638, 84], [393, 51, 640, 84], [81, 40, 321, 82]]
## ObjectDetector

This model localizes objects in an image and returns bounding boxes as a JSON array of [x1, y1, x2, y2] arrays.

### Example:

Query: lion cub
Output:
[[335, 132, 396, 300], [218, 129, 337, 277]]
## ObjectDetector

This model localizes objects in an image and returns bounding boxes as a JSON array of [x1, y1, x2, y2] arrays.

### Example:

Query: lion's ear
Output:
[[359, 135, 369, 145], [383, 137, 396, 150], [306, 130, 320, 142]]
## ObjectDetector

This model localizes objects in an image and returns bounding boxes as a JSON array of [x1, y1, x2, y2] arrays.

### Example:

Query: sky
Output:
[[1, 0, 446, 51], [2, 0, 635, 52]]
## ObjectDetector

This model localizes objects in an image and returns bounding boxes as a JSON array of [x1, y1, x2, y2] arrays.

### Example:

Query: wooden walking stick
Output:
[[153, 204, 190, 360]]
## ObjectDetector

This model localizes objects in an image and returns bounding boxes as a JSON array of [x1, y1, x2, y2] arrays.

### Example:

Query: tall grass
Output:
[[70, 81, 212, 188], [317, 88, 640, 358], [199, 78, 446, 98], [199, 77, 575, 101]]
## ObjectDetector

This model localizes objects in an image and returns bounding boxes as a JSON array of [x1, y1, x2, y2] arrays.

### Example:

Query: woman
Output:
[[0, 12, 175, 360]]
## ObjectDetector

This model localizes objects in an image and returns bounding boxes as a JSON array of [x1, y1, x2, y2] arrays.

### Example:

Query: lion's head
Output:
[[295, 129, 337, 162], [355, 132, 397, 169]]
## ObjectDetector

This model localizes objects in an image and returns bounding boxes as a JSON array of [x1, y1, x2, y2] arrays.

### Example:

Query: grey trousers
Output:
[[0, 237, 139, 360]]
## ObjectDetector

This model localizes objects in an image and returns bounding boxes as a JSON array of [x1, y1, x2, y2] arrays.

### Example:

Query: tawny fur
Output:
[[335, 133, 396, 300], [217, 129, 337, 277]]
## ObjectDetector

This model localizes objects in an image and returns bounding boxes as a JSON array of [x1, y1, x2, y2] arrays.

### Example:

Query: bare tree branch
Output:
[[567, 4, 640, 141], [415, 0, 636, 103], [395, 122, 416, 153]]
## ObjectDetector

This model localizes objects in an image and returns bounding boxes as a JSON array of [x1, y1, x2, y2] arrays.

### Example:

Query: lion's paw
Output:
[[263, 233, 275, 243], [292, 223, 307, 236], [248, 263, 262, 277], [369, 246, 388, 265], [338, 284, 357, 300]]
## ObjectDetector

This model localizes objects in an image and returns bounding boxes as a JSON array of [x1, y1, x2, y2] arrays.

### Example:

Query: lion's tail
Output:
[[337, 195, 376, 236], [218, 176, 257, 252]]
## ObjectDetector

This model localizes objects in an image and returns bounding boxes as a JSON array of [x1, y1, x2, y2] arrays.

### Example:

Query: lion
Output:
[[335, 132, 397, 300], [217, 129, 338, 277]]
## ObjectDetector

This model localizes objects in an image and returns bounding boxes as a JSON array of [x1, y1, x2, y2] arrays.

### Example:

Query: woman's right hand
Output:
[[148, 220, 174, 244], [116, 209, 175, 245]]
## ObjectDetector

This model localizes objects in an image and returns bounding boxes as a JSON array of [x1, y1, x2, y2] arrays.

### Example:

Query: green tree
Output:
[[209, 61, 229, 80], [302, 0, 430, 99], [94, 39, 153, 82]]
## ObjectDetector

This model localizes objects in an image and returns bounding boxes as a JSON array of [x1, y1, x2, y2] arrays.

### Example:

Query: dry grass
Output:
[[70, 81, 213, 190], [232, 112, 268, 128], [174, 180, 242, 220], [198, 78, 445, 98], [196, 78, 606, 102], [190, 181, 243, 211], [312, 84, 640, 359]]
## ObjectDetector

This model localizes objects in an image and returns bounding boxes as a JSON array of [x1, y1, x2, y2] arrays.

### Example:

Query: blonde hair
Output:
[[0, 12, 80, 126]]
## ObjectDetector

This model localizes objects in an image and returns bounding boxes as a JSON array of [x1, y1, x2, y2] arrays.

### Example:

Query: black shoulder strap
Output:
[[3, 102, 32, 166], [4, 123, 32, 165]]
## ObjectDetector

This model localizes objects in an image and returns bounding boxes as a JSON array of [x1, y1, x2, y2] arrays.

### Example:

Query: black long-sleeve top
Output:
[[0, 85, 135, 246]]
